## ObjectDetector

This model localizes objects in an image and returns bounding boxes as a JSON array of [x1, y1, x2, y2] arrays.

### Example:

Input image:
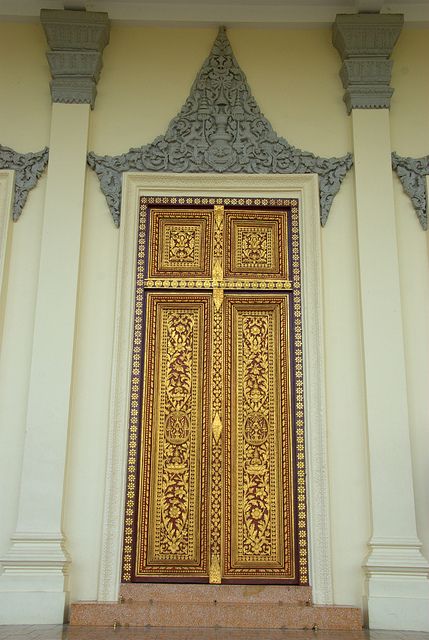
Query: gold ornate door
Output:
[[122, 196, 308, 585]]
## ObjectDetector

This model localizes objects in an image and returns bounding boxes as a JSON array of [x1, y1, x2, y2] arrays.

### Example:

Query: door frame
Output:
[[97, 172, 333, 604]]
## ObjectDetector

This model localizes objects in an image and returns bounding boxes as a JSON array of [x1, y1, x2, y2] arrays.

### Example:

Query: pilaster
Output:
[[0, 10, 110, 625], [333, 13, 429, 632]]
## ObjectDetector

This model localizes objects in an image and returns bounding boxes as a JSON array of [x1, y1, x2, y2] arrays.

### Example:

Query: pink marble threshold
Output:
[[120, 583, 313, 604], [2, 627, 429, 640], [70, 585, 362, 630]]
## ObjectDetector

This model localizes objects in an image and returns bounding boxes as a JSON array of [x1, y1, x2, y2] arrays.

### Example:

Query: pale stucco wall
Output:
[[0, 21, 49, 579], [391, 28, 429, 567], [0, 22, 427, 612]]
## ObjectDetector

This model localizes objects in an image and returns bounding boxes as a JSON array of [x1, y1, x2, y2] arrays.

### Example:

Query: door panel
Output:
[[136, 294, 211, 580], [224, 295, 295, 582], [123, 196, 308, 586], [223, 209, 289, 280]]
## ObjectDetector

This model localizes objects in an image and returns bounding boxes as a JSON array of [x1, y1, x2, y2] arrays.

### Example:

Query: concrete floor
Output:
[[0, 627, 428, 640]]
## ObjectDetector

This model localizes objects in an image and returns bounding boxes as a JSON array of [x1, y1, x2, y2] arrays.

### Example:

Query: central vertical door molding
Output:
[[98, 174, 332, 603], [209, 205, 225, 583]]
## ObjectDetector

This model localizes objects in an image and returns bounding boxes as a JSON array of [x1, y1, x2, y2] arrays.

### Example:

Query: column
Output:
[[0, 10, 109, 624], [333, 14, 429, 632]]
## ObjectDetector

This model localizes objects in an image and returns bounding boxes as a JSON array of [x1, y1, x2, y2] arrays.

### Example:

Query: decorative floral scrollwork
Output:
[[0, 144, 49, 221], [242, 315, 272, 557], [159, 310, 194, 556], [88, 27, 352, 227], [392, 152, 429, 230]]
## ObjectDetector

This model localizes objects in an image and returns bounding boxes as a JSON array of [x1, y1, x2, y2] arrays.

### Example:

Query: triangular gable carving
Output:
[[88, 26, 352, 227]]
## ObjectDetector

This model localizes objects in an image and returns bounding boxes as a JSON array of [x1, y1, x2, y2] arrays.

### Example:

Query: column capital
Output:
[[40, 9, 110, 109], [332, 13, 403, 114]]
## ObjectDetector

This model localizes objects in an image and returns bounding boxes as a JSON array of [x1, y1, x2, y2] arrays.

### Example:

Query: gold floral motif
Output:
[[162, 223, 201, 269], [240, 229, 269, 266], [241, 314, 273, 558], [168, 229, 197, 263], [158, 311, 194, 555]]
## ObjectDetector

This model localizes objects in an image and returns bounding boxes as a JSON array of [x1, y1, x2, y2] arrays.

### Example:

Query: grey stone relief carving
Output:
[[41, 9, 110, 109], [0, 145, 49, 221], [88, 26, 353, 227], [392, 153, 428, 230], [333, 14, 403, 113]]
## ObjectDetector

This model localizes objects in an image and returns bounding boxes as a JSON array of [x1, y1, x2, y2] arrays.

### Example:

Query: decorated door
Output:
[[122, 196, 308, 585]]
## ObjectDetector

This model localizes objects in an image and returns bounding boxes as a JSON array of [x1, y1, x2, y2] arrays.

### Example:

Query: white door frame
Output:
[[96, 172, 333, 605]]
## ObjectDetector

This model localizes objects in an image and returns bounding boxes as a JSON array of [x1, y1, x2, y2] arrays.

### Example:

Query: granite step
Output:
[[70, 600, 362, 630], [120, 583, 313, 605]]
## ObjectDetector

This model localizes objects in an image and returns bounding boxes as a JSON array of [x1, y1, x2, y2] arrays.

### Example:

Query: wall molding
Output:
[[392, 152, 428, 230], [97, 172, 333, 605], [88, 26, 352, 228], [0, 145, 48, 221]]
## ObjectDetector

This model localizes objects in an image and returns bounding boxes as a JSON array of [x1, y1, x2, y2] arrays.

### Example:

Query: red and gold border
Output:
[[122, 195, 308, 586]]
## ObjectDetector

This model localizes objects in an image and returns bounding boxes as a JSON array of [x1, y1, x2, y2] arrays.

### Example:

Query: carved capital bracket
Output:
[[41, 9, 110, 109], [332, 13, 403, 113], [87, 26, 352, 228], [392, 152, 429, 230], [0, 144, 49, 220]]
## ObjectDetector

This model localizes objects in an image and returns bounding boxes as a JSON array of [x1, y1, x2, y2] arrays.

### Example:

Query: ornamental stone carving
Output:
[[88, 27, 352, 227], [0, 145, 49, 221], [392, 153, 429, 230], [333, 14, 403, 113], [41, 9, 110, 109]]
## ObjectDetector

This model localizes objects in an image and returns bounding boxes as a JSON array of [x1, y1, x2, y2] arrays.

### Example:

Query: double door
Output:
[[123, 197, 308, 585]]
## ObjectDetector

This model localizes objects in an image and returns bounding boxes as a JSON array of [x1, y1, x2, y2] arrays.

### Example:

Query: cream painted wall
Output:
[[0, 23, 49, 567], [0, 22, 427, 613], [391, 28, 429, 565], [69, 26, 368, 606], [0, 23, 50, 149], [62, 170, 119, 600]]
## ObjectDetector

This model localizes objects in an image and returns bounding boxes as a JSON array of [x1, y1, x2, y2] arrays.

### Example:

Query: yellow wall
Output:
[[391, 28, 429, 565], [0, 22, 427, 610], [0, 22, 49, 572], [68, 26, 367, 606]]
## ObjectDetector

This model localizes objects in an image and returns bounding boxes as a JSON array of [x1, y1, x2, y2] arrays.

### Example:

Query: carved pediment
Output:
[[88, 27, 352, 227]]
